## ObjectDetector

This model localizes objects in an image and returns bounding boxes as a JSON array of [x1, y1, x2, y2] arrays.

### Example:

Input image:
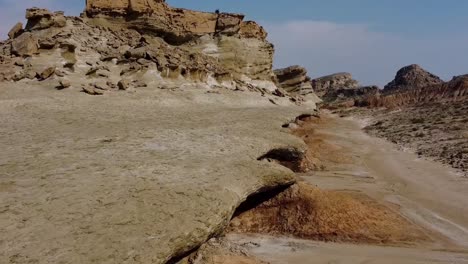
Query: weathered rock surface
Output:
[[274, 65, 314, 96], [8, 22, 24, 39], [84, 0, 275, 85], [384, 64, 443, 92], [312, 72, 359, 97], [25, 8, 67, 30], [11, 32, 38, 56]]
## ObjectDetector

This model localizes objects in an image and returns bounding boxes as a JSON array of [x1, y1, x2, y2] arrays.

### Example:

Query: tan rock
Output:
[[216, 13, 244, 35], [240, 21, 267, 40], [11, 32, 39, 56], [8, 22, 23, 39], [118, 79, 130, 90], [312, 72, 359, 97], [38, 67, 56, 80], [25, 8, 66, 30], [274, 65, 314, 96], [59, 79, 71, 89]]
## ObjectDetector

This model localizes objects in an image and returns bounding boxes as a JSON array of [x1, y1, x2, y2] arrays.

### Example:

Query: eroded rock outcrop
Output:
[[25, 8, 67, 30], [384, 64, 443, 92], [84, 0, 275, 85], [0, 1, 290, 100], [321, 85, 381, 109], [312, 72, 359, 97], [274, 65, 314, 96]]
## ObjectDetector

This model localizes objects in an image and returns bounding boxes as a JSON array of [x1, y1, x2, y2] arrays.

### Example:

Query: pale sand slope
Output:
[[0, 81, 313, 264], [228, 113, 468, 263]]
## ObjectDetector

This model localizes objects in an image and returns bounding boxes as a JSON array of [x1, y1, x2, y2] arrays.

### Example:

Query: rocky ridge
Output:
[[319, 65, 467, 109], [0, 1, 318, 104], [366, 74, 468, 108]]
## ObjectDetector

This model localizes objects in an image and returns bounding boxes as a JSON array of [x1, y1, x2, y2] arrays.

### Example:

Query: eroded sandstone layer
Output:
[[84, 0, 275, 85], [274, 65, 314, 96]]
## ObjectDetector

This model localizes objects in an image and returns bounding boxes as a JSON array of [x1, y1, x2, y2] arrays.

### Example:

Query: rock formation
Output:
[[84, 0, 276, 86], [0, 3, 321, 264], [384, 64, 443, 92], [311, 72, 359, 97], [274, 65, 314, 96], [0, 1, 307, 100], [321, 85, 381, 109], [368, 74, 468, 108]]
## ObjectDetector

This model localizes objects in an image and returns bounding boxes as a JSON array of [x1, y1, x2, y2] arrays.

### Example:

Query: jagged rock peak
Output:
[[384, 64, 443, 92], [311, 72, 359, 97], [274, 65, 314, 96]]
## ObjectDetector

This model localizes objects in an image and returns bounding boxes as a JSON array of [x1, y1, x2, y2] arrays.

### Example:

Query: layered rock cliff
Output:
[[84, 0, 276, 87], [0, 0, 294, 97], [274, 65, 314, 96]]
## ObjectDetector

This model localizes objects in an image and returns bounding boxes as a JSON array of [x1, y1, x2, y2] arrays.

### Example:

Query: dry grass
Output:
[[229, 183, 428, 245]]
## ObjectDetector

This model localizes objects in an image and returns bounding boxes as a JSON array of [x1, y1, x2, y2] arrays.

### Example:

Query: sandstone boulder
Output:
[[8, 22, 24, 39], [25, 8, 66, 31], [312, 72, 359, 97], [384, 64, 443, 92], [38, 67, 56, 80], [118, 79, 131, 90], [59, 79, 71, 89], [11, 32, 39, 56], [274, 65, 314, 96]]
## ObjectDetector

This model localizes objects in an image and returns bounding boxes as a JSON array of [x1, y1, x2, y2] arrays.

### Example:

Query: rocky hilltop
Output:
[[318, 65, 467, 109], [384, 64, 444, 92], [358, 65, 467, 108]]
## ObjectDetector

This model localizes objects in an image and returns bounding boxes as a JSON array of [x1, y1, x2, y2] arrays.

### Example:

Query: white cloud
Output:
[[265, 20, 468, 86]]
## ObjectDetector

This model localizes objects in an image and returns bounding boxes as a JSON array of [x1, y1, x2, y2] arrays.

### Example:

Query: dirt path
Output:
[[228, 113, 468, 263]]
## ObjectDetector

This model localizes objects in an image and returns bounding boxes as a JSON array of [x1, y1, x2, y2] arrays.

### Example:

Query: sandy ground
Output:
[[228, 113, 468, 263]]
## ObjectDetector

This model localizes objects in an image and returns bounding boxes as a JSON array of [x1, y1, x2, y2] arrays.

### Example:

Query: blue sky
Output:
[[1, 0, 467, 86]]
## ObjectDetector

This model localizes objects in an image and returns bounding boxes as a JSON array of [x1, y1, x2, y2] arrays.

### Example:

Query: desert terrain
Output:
[[0, 1, 467, 264], [217, 113, 468, 264]]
